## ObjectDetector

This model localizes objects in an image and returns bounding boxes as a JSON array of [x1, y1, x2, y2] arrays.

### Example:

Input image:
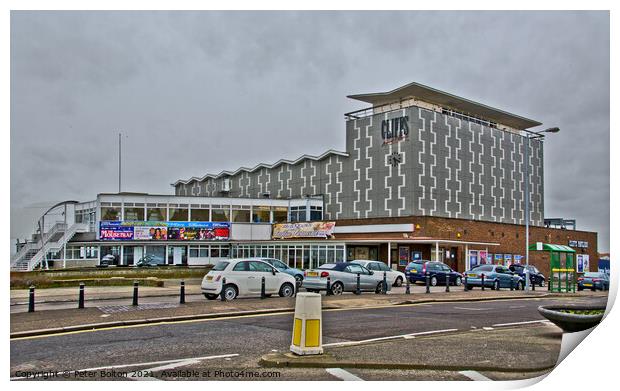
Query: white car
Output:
[[351, 260, 406, 287], [201, 258, 297, 300]]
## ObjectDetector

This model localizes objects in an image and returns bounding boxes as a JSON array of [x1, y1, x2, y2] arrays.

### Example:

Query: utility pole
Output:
[[118, 132, 122, 193]]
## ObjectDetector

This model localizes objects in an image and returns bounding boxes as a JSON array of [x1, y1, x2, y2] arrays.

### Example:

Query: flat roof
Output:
[[347, 81, 542, 130]]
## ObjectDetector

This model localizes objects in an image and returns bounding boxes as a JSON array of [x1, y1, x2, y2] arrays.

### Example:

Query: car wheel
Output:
[[330, 282, 344, 295], [393, 277, 403, 287], [577, 286, 583, 291], [493, 280, 500, 290], [455, 276, 462, 286], [204, 293, 218, 300], [375, 282, 385, 294], [430, 276, 438, 286], [517, 281, 524, 290], [539, 279, 544, 287], [294, 274, 303, 283], [222, 285, 238, 301], [279, 283, 294, 297]]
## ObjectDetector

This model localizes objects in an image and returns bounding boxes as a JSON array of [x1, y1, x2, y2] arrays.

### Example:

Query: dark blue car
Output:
[[405, 260, 463, 286]]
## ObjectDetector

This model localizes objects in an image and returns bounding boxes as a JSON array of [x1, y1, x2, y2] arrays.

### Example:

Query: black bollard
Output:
[[425, 272, 430, 294], [532, 277, 536, 291], [78, 282, 85, 309], [481, 274, 485, 291], [405, 272, 411, 295], [220, 277, 227, 301], [464, 275, 468, 292], [28, 285, 35, 313], [510, 277, 514, 291], [326, 276, 332, 296], [382, 271, 388, 294], [495, 278, 500, 291], [180, 280, 186, 304], [355, 273, 361, 295], [295, 280, 301, 296], [260, 276, 266, 299], [132, 281, 139, 306], [445, 273, 450, 292]]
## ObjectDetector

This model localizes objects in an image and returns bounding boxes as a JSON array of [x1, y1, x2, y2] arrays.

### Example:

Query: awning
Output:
[[528, 243, 576, 253]]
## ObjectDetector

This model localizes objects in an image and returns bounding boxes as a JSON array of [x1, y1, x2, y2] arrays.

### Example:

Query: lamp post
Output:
[[525, 127, 559, 290]]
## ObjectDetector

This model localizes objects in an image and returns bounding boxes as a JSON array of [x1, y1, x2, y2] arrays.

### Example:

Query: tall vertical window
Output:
[[290, 206, 306, 222], [310, 206, 323, 221]]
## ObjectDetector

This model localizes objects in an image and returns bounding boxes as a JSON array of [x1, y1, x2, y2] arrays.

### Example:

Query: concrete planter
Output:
[[537, 305, 605, 332]]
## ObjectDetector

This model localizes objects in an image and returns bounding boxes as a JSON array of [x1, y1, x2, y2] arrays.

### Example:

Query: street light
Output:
[[524, 127, 560, 290]]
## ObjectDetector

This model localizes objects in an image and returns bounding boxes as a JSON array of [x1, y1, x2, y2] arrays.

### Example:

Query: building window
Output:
[[290, 206, 306, 222], [252, 206, 270, 223], [273, 207, 288, 223], [147, 207, 166, 221], [100, 207, 121, 221], [232, 209, 251, 223], [124, 206, 145, 221], [169, 207, 189, 221], [212, 208, 230, 222], [310, 206, 323, 221], [191, 208, 210, 222]]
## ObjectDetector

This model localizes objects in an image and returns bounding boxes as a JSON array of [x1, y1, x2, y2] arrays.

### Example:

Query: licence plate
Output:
[[410, 270, 417, 274], [307, 271, 318, 277], [206, 276, 213, 281], [583, 283, 592, 287], [468, 274, 477, 278]]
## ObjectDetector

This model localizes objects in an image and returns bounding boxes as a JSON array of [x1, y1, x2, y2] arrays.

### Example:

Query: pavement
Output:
[[260, 322, 561, 372], [10, 284, 607, 336], [11, 295, 606, 381]]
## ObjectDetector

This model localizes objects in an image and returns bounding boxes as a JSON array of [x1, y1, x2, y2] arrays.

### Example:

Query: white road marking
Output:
[[482, 327, 494, 331], [454, 307, 492, 311], [459, 370, 492, 381], [326, 368, 364, 381], [508, 305, 526, 309], [10, 354, 239, 381], [403, 328, 459, 339], [324, 328, 458, 346], [492, 320, 550, 327], [129, 358, 202, 381]]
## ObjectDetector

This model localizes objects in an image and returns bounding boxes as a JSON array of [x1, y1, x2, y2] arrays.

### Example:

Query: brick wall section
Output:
[[330, 216, 598, 276]]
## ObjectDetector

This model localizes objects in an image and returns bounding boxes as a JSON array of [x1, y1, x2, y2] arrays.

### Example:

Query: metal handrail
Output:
[[27, 223, 89, 271]]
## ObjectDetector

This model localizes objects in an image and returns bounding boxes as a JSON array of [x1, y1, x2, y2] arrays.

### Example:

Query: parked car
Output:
[[404, 260, 463, 286], [136, 254, 159, 268], [302, 262, 385, 295], [509, 264, 546, 287], [577, 272, 610, 291], [464, 264, 524, 290], [201, 259, 296, 300], [259, 258, 305, 282], [351, 260, 406, 287], [99, 254, 118, 267]]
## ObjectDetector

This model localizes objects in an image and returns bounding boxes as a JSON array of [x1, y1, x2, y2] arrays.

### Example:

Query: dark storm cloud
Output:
[[10, 11, 610, 251]]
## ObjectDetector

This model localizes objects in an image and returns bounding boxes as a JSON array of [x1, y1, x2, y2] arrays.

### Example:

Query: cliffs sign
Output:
[[381, 116, 409, 145]]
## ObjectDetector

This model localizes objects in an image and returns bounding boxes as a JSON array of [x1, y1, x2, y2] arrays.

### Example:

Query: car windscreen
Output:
[[212, 261, 230, 271], [584, 272, 601, 278]]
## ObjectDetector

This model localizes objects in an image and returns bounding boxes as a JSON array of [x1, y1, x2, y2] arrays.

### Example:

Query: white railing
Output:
[[25, 223, 89, 271]]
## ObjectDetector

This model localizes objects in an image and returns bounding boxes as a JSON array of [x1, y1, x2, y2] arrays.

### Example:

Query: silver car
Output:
[[351, 260, 406, 287], [302, 262, 386, 295]]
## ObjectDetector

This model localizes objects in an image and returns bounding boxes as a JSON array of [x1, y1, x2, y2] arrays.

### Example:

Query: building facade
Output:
[[12, 81, 597, 276]]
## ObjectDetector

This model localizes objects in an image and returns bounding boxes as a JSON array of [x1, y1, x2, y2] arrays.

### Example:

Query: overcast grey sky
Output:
[[10, 11, 610, 251]]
